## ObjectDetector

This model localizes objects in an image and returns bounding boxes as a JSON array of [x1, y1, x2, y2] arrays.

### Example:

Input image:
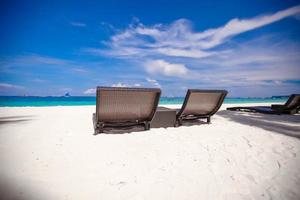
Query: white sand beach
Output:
[[0, 103, 300, 200]]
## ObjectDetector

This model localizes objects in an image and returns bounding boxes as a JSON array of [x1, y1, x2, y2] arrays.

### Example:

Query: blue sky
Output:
[[0, 0, 300, 97]]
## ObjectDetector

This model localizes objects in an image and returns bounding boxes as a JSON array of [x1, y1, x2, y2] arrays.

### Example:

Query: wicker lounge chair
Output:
[[175, 89, 228, 126], [227, 94, 300, 115], [93, 87, 161, 134]]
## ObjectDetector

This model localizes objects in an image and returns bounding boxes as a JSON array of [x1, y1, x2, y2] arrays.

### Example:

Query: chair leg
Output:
[[94, 122, 104, 135], [144, 121, 150, 130], [207, 117, 211, 124], [99, 123, 104, 133], [176, 118, 182, 127], [94, 129, 100, 135]]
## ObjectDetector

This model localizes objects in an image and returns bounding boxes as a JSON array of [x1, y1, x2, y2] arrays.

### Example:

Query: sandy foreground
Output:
[[0, 103, 300, 200]]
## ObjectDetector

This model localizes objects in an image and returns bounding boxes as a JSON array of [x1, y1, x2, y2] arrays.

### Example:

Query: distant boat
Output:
[[64, 93, 71, 97]]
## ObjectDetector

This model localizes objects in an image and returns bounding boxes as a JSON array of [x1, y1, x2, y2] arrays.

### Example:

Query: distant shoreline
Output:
[[0, 96, 288, 107]]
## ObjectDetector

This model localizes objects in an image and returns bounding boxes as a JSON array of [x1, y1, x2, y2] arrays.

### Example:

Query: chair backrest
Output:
[[284, 94, 300, 109], [96, 87, 161, 123], [178, 89, 228, 117]]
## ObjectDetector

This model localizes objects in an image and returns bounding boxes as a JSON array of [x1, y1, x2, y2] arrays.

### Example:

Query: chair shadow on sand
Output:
[[94, 124, 147, 135], [0, 115, 35, 125], [177, 119, 209, 127], [94, 119, 210, 135], [217, 110, 300, 140]]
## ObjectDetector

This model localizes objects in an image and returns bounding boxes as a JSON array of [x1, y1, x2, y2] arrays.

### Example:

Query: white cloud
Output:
[[32, 56, 66, 65], [190, 37, 300, 82], [15, 54, 68, 65], [110, 83, 142, 87], [84, 47, 143, 57], [2, 54, 92, 76], [0, 83, 25, 95], [81, 5, 300, 86], [84, 88, 96, 94], [96, 5, 300, 61], [156, 48, 216, 58], [146, 78, 161, 87], [72, 68, 88, 73], [111, 82, 128, 87], [146, 78, 157, 83], [144, 59, 188, 77], [70, 22, 86, 27], [195, 5, 300, 49], [0, 83, 24, 89]]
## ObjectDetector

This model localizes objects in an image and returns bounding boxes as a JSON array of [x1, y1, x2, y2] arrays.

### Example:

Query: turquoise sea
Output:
[[0, 96, 288, 107]]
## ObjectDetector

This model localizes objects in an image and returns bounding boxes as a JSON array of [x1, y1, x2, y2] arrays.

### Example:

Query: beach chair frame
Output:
[[227, 94, 300, 115], [94, 87, 161, 134], [176, 89, 228, 126]]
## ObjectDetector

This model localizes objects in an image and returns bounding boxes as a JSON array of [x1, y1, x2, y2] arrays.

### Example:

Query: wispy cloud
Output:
[[83, 82, 143, 95], [146, 78, 161, 87], [1, 54, 71, 67], [0, 54, 95, 95], [111, 82, 128, 87], [96, 5, 300, 60], [192, 5, 300, 49], [70, 22, 87, 27], [189, 37, 300, 83], [84, 88, 96, 94], [0, 83, 25, 95], [2, 54, 91, 74], [0, 83, 24, 89], [13, 54, 69, 66], [2, 5, 299, 97], [84, 4, 300, 85], [111, 82, 143, 87]]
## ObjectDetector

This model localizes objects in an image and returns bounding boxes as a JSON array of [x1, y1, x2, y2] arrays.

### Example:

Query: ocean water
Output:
[[0, 96, 288, 107]]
